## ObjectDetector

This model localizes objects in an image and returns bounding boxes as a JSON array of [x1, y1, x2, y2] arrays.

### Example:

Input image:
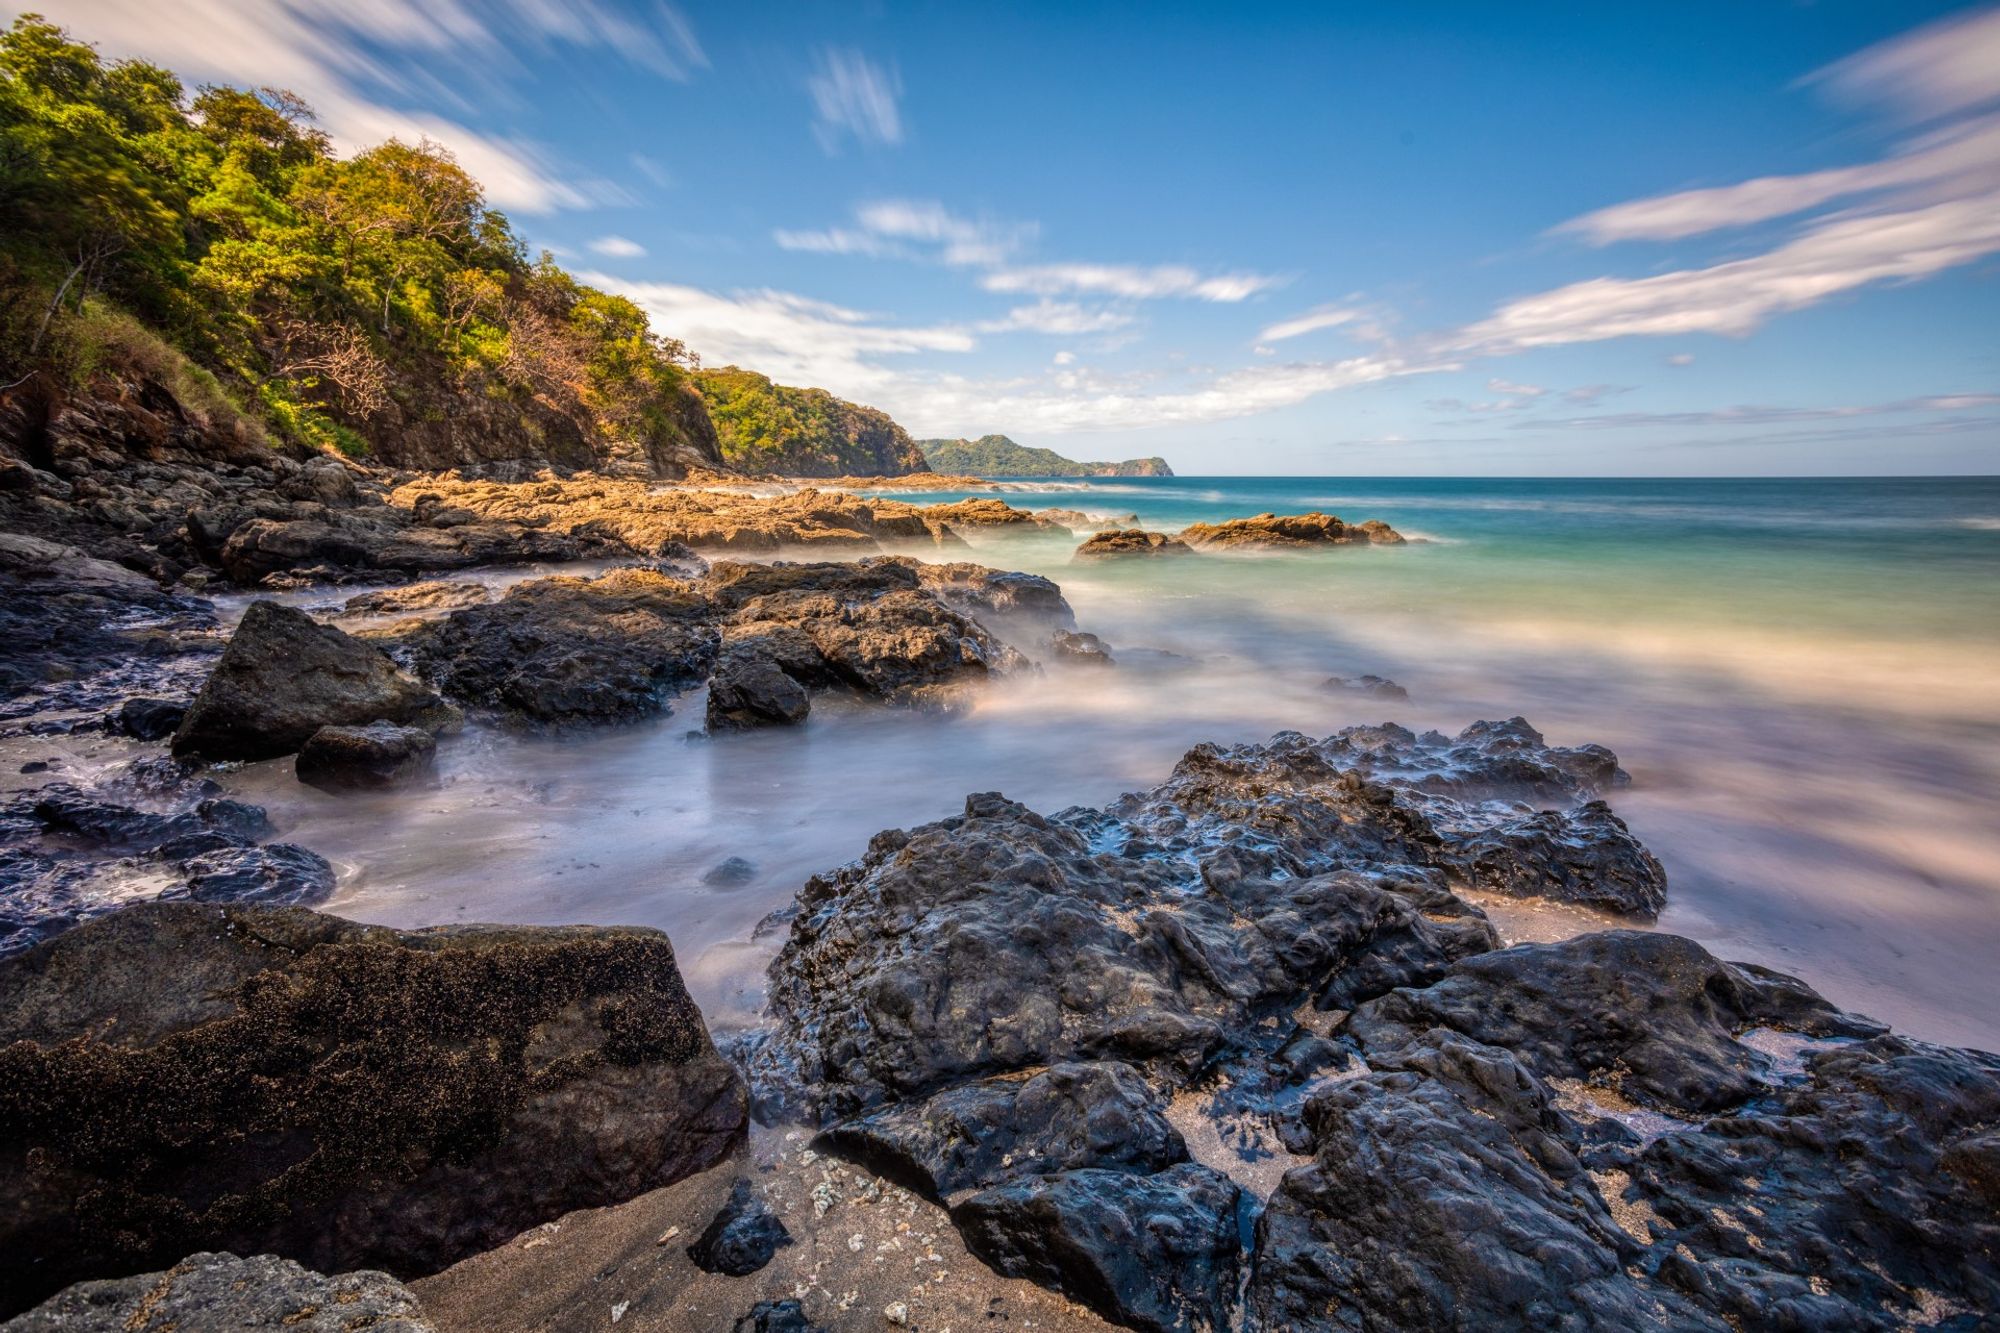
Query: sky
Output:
[[24, 1, 2000, 475]]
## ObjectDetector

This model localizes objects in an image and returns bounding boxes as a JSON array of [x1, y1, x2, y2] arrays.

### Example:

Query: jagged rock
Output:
[[178, 842, 337, 904], [387, 568, 718, 726], [0, 902, 747, 1316], [112, 696, 187, 740], [1, 1251, 435, 1332], [899, 558, 1077, 642], [1050, 629, 1115, 666], [1322, 673, 1408, 701], [706, 646, 812, 729], [818, 1062, 1188, 1201], [295, 722, 438, 791], [953, 1163, 1245, 1333], [172, 602, 454, 761], [686, 1179, 792, 1276], [340, 579, 493, 618], [1072, 529, 1195, 560], [1178, 511, 1405, 549], [1446, 800, 1667, 917], [29, 786, 269, 854]]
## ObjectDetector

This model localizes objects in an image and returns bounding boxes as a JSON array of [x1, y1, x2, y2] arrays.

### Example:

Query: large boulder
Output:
[[0, 902, 747, 1316], [295, 722, 437, 791], [1071, 528, 1195, 560], [1178, 511, 1405, 550], [2, 1252, 434, 1332], [171, 601, 453, 761]]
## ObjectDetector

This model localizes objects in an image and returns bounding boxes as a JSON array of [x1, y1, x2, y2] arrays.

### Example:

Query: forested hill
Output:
[[0, 17, 722, 476], [695, 367, 930, 477], [918, 434, 1174, 478]]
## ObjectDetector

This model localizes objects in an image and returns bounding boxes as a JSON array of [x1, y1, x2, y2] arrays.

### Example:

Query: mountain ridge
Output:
[[918, 434, 1173, 478]]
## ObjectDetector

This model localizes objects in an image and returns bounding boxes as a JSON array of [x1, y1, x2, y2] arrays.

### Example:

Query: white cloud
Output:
[[979, 301, 1134, 336], [587, 235, 646, 258], [1531, 394, 2000, 431], [808, 49, 904, 152], [1487, 378, 1545, 398], [33, 0, 705, 213], [1052, 351, 1076, 366], [1258, 305, 1359, 342], [1562, 384, 1631, 406], [980, 262, 1284, 303], [1666, 353, 1696, 367], [1802, 3, 2000, 124], [776, 200, 1033, 267]]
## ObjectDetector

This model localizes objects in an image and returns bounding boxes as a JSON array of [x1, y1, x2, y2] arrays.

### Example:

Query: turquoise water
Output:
[[200, 476, 2000, 1052]]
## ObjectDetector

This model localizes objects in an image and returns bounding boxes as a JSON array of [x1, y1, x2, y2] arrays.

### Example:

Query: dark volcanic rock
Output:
[[1050, 629, 1115, 666], [172, 601, 454, 760], [1179, 511, 1405, 550], [178, 841, 337, 904], [818, 1061, 1188, 1201], [732, 1300, 826, 1333], [1322, 673, 1408, 701], [1446, 799, 1667, 917], [706, 646, 812, 730], [1071, 528, 1194, 560], [900, 558, 1077, 643], [295, 721, 438, 791], [953, 1163, 1245, 1333], [387, 567, 718, 726], [0, 902, 747, 1316], [113, 696, 187, 740], [686, 1179, 792, 1276], [1, 1251, 436, 1332], [339, 578, 494, 618]]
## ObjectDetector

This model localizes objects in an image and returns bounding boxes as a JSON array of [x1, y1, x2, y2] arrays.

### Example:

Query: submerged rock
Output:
[[706, 645, 813, 729], [1072, 528, 1195, 560], [1179, 511, 1405, 550], [295, 721, 438, 791], [172, 601, 454, 761], [1050, 629, 1116, 666], [0, 902, 747, 1316], [1, 1251, 435, 1333], [686, 1179, 792, 1276]]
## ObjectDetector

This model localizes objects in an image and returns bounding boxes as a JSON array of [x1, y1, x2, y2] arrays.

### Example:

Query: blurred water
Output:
[[216, 477, 2000, 1050]]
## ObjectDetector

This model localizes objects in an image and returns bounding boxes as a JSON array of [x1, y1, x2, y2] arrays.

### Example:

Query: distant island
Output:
[[918, 434, 1174, 478]]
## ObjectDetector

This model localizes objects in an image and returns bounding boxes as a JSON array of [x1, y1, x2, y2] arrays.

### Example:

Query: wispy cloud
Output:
[[1530, 393, 2000, 430], [978, 301, 1135, 335], [979, 263, 1284, 303], [33, 0, 706, 213], [588, 235, 646, 258], [776, 200, 1033, 266], [1257, 305, 1360, 342], [807, 49, 904, 152]]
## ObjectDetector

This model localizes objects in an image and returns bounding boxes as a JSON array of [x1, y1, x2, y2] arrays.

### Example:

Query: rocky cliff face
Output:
[[917, 434, 1173, 478], [695, 368, 931, 477]]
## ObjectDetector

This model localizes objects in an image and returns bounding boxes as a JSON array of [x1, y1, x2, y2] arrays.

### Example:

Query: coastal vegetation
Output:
[[695, 365, 931, 477], [919, 433, 1174, 477]]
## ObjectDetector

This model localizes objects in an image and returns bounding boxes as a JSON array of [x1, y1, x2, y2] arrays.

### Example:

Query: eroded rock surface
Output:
[[295, 721, 438, 791], [172, 601, 455, 761], [1178, 511, 1405, 550], [0, 902, 747, 1317], [1072, 528, 1195, 560], [0, 1251, 435, 1333]]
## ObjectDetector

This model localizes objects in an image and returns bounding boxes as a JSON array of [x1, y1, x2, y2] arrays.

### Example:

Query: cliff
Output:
[[917, 434, 1174, 478], [695, 368, 930, 477]]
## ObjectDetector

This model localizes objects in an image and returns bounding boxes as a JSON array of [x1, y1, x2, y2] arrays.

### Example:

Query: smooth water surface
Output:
[[220, 477, 2000, 1049]]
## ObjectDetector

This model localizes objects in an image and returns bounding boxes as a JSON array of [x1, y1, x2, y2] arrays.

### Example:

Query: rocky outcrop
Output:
[[339, 579, 494, 619], [295, 721, 438, 791], [0, 902, 747, 1317], [1178, 511, 1405, 550], [1072, 529, 1195, 560], [2, 762, 333, 956], [1323, 673, 1408, 701], [1050, 630, 1115, 665], [386, 568, 719, 727], [171, 601, 456, 761], [1, 1251, 436, 1332]]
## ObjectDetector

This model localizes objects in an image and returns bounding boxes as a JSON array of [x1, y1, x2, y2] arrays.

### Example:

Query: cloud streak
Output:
[[807, 49, 904, 152]]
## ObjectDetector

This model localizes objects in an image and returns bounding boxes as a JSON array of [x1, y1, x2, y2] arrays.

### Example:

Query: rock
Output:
[[387, 568, 717, 726], [706, 646, 812, 730], [295, 722, 438, 791], [29, 785, 269, 854], [1179, 511, 1406, 550], [178, 841, 337, 905], [953, 1163, 1245, 1333], [1071, 529, 1194, 560], [1446, 799, 1667, 917], [1, 1251, 435, 1332], [898, 559, 1076, 643], [0, 902, 747, 1315], [732, 1301, 827, 1333], [1343, 931, 1885, 1115], [702, 856, 758, 886], [113, 696, 187, 740], [172, 601, 454, 761], [819, 1061, 1188, 1201], [1248, 934, 2000, 1331], [1050, 630, 1115, 666], [686, 1179, 792, 1276], [1321, 673, 1408, 701], [340, 579, 493, 618]]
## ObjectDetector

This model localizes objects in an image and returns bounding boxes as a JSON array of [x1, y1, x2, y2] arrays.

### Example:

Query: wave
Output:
[[1956, 516, 2000, 530]]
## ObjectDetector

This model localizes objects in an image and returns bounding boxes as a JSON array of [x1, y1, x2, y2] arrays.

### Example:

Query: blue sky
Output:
[[31, 1, 2000, 475]]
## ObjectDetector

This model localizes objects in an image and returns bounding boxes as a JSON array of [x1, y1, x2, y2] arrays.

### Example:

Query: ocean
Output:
[[216, 476, 2000, 1050]]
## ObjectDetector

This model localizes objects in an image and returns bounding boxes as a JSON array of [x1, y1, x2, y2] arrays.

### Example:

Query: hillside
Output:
[[918, 435, 1173, 478], [0, 17, 718, 478], [695, 367, 929, 477]]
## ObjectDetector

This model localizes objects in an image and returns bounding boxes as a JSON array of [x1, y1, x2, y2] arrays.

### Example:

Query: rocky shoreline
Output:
[[2, 390, 1996, 1332]]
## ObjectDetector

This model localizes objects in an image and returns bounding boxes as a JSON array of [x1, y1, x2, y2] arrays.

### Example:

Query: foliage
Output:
[[0, 15, 702, 466], [695, 366, 930, 477], [917, 434, 1174, 478]]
